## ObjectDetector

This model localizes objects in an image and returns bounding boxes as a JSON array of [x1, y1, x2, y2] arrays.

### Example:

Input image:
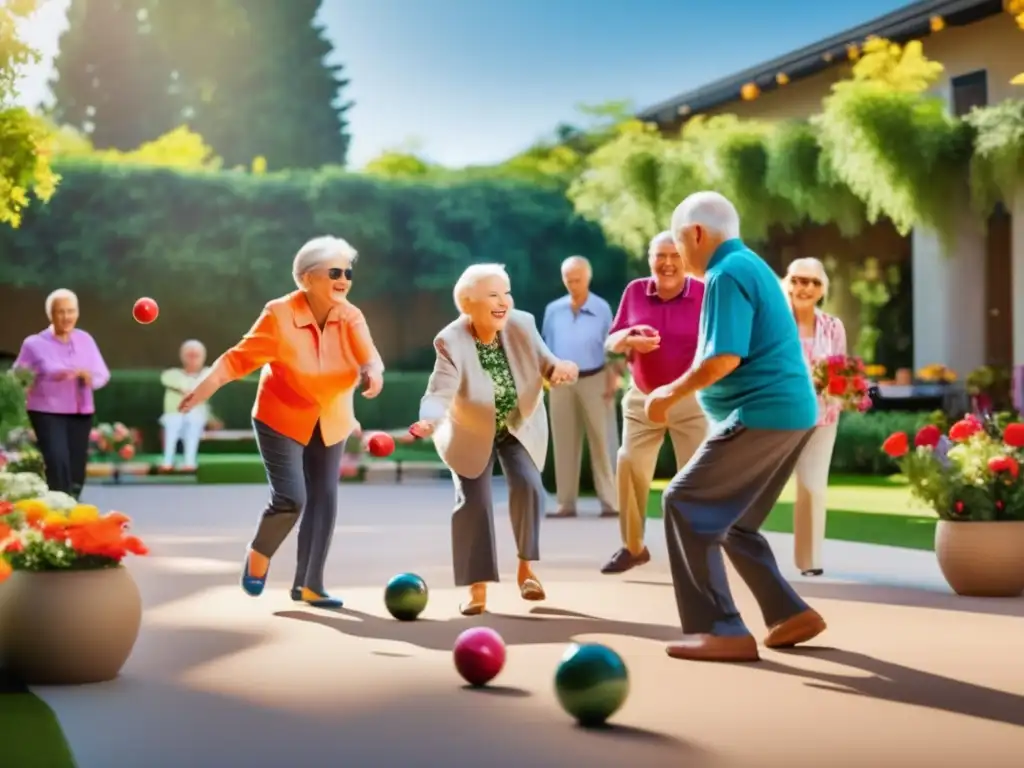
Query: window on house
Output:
[[950, 70, 988, 116]]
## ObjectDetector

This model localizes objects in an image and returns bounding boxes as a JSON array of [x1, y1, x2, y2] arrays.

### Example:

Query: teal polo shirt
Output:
[[696, 239, 817, 431]]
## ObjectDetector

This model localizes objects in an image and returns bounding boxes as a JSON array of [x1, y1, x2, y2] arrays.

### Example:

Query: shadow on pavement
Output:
[[625, 578, 1024, 618], [756, 647, 1024, 728], [273, 605, 680, 651]]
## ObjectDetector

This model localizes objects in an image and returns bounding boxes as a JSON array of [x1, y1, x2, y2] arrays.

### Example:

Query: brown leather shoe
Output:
[[665, 634, 760, 662], [600, 547, 650, 574], [764, 609, 827, 648]]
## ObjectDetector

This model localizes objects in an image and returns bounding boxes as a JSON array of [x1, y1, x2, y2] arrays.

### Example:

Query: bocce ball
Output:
[[132, 297, 159, 324], [453, 627, 506, 687], [384, 573, 428, 621], [554, 643, 629, 727], [366, 431, 395, 458]]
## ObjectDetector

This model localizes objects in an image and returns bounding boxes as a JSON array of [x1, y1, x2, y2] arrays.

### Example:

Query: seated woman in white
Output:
[[159, 340, 216, 471]]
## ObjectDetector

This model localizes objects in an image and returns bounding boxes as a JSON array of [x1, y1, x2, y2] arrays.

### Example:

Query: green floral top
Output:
[[475, 336, 518, 434]]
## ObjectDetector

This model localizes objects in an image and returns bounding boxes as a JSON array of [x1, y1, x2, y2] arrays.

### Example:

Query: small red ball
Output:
[[366, 431, 395, 458], [453, 627, 506, 687], [133, 297, 159, 324]]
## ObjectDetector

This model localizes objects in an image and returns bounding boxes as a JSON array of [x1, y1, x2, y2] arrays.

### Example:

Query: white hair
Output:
[[560, 255, 592, 277], [670, 191, 741, 241], [647, 230, 675, 255], [782, 257, 830, 299], [179, 339, 207, 358], [292, 236, 359, 289], [452, 263, 510, 314], [45, 288, 78, 318]]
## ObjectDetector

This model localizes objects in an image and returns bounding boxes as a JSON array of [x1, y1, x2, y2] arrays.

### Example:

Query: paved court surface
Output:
[[29, 481, 1024, 768]]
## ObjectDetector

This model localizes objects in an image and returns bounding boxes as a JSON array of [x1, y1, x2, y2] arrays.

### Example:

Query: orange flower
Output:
[[123, 536, 149, 556], [0, 521, 11, 542], [0, 557, 11, 583]]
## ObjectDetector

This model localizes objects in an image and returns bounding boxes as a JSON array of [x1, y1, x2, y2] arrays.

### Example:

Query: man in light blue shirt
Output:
[[541, 256, 618, 518], [644, 192, 824, 664]]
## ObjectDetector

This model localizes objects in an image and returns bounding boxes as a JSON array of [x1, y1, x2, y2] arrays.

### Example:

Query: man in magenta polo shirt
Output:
[[599, 231, 707, 575]]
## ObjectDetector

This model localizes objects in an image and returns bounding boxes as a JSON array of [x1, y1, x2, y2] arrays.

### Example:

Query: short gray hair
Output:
[[180, 339, 207, 358], [292, 236, 359, 289], [783, 257, 830, 298], [647, 231, 675, 255], [452, 263, 510, 313], [560, 255, 591, 277], [45, 288, 78, 318], [670, 191, 741, 241]]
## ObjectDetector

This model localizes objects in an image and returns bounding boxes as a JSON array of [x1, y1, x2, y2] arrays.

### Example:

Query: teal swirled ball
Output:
[[384, 573, 428, 621], [554, 643, 629, 726]]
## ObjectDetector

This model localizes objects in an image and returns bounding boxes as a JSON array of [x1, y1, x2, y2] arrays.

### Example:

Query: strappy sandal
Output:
[[519, 578, 546, 601], [459, 602, 486, 616]]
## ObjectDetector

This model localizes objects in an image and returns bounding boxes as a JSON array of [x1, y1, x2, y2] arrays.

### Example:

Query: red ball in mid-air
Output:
[[366, 431, 395, 458], [133, 297, 159, 324]]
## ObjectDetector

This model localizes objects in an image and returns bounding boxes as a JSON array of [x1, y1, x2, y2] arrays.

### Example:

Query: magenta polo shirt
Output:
[[608, 277, 705, 394], [13, 328, 111, 415]]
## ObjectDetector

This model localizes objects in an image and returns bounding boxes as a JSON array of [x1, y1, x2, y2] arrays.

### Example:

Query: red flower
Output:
[[949, 419, 982, 442], [3, 539, 23, 554], [988, 455, 1020, 479], [954, 501, 965, 515], [1003, 423, 1024, 448], [851, 376, 868, 394], [827, 376, 848, 396], [882, 432, 909, 458], [914, 424, 942, 448]]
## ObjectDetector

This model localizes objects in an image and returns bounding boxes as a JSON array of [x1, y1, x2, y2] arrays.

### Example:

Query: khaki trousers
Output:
[[550, 372, 617, 512], [792, 422, 839, 571], [617, 386, 707, 553]]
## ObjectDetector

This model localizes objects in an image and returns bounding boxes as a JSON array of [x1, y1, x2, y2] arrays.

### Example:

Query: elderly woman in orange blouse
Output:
[[180, 236, 383, 609]]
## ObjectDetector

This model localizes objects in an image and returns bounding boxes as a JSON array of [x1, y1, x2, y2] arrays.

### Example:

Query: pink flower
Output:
[[89, 428, 100, 442], [118, 445, 135, 461]]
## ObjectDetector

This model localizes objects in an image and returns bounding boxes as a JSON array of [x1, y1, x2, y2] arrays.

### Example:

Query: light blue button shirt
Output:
[[541, 293, 613, 372]]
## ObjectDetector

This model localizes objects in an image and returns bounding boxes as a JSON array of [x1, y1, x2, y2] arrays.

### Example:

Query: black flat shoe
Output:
[[800, 569, 824, 577]]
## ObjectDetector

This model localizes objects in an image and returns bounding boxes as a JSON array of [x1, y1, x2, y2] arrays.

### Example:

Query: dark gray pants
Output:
[[451, 433, 543, 586], [662, 424, 814, 637], [28, 411, 92, 499], [251, 419, 346, 594]]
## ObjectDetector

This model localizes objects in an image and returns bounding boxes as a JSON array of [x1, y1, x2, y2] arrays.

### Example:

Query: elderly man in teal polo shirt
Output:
[[645, 191, 826, 663]]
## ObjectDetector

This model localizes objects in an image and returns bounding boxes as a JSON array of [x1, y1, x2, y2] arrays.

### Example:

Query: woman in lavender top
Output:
[[14, 289, 110, 498], [783, 258, 846, 577]]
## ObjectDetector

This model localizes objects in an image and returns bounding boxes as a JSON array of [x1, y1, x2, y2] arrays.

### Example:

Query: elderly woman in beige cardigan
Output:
[[410, 264, 579, 615]]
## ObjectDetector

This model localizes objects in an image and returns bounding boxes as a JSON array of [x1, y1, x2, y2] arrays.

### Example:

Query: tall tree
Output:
[[48, 0, 180, 150], [147, 0, 352, 169], [1, 0, 57, 227]]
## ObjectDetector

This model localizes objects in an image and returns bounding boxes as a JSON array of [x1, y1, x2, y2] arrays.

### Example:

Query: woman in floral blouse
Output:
[[411, 264, 579, 615], [784, 258, 847, 577]]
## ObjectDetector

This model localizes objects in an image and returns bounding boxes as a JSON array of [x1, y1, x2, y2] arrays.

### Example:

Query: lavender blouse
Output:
[[14, 328, 111, 415]]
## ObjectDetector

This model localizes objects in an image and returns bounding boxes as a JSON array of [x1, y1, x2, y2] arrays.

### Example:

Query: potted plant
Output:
[[88, 422, 139, 479], [0, 483, 148, 684], [881, 414, 1024, 597]]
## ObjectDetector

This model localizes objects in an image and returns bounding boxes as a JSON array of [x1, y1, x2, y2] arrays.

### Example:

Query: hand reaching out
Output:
[[549, 360, 579, 386]]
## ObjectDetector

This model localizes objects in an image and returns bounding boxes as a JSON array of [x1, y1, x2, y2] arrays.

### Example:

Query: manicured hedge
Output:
[[94, 368, 930, 482]]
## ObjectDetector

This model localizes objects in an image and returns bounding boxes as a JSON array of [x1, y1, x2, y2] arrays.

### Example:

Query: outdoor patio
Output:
[[20, 480, 1024, 768]]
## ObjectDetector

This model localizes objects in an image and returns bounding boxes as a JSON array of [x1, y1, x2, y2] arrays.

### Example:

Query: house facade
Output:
[[637, 0, 1024, 387]]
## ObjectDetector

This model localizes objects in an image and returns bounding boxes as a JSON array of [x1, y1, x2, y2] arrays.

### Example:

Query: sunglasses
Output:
[[326, 267, 354, 280], [791, 276, 822, 288]]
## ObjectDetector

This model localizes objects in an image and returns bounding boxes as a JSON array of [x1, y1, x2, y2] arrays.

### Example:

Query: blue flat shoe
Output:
[[299, 587, 343, 609], [240, 551, 269, 597]]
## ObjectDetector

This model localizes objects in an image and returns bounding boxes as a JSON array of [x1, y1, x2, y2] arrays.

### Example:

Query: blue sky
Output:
[[15, 0, 909, 168]]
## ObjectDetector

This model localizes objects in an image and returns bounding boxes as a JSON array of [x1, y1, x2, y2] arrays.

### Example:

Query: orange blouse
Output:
[[215, 291, 383, 447]]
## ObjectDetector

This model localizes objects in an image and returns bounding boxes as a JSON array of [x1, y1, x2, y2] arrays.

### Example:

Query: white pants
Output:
[[792, 422, 839, 572], [160, 410, 206, 467]]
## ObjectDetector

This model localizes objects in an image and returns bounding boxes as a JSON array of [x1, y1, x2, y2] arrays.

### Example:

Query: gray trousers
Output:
[[662, 424, 814, 636], [251, 419, 346, 594], [451, 433, 543, 586]]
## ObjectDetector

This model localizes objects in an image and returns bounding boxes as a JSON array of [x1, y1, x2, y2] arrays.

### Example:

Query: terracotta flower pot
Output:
[[934, 520, 1024, 597], [0, 566, 143, 684]]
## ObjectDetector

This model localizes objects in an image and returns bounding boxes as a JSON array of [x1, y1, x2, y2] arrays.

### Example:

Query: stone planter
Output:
[[934, 520, 1024, 597], [0, 566, 143, 684]]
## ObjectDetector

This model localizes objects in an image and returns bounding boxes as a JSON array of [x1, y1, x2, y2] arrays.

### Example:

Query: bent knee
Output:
[[269, 492, 305, 515]]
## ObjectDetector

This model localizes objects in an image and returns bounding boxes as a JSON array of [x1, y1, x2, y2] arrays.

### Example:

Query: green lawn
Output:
[[647, 473, 938, 551]]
